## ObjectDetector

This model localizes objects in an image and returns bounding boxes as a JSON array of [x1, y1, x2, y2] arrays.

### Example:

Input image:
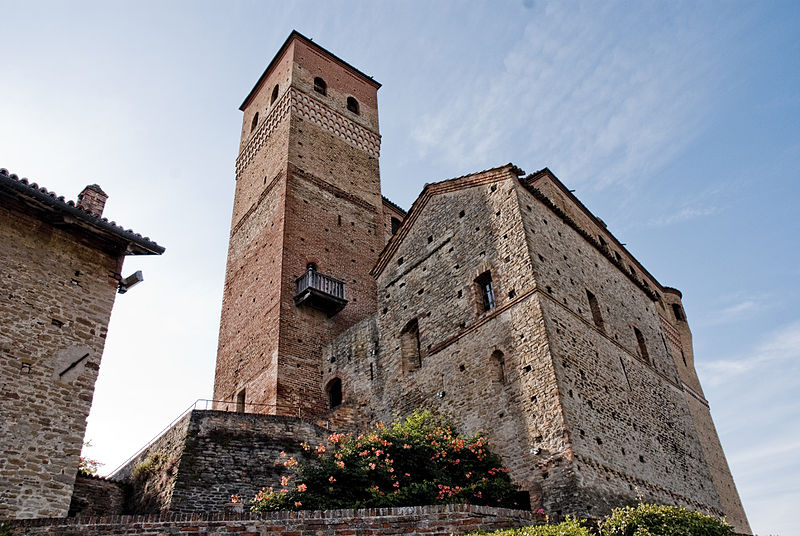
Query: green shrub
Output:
[[600, 503, 735, 536], [250, 410, 528, 511], [462, 518, 592, 536]]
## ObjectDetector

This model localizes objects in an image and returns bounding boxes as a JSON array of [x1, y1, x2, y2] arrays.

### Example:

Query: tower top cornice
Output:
[[240, 30, 381, 111]]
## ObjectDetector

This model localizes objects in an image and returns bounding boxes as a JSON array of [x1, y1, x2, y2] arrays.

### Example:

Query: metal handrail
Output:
[[107, 399, 314, 478], [295, 269, 346, 300]]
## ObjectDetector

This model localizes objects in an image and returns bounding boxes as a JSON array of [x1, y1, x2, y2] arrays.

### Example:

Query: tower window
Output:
[[491, 350, 506, 384], [250, 112, 259, 132], [326, 377, 342, 408], [236, 389, 246, 413], [390, 217, 402, 235], [586, 290, 605, 332], [347, 96, 360, 114], [475, 271, 496, 312], [672, 303, 685, 321], [400, 318, 421, 373], [271, 84, 279, 104], [633, 327, 649, 363], [314, 77, 327, 96]]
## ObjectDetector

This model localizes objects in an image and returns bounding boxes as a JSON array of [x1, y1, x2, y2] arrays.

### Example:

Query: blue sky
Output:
[[1, 1, 798, 534]]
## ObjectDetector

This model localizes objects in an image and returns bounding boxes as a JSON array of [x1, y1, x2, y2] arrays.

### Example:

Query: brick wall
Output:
[[5, 504, 533, 536]]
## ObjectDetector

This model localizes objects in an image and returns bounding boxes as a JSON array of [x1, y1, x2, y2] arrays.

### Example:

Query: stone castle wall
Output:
[[0, 202, 120, 519], [68, 475, 126, 518], [111, 411, 329, 514], [5, 504, 532, 536]]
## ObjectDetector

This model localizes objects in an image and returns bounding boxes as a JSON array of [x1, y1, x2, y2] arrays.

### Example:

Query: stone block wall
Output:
[[68, 474, 126, 517], [5, 504, 533, 536], [112, 410, 329, 514], [0, 203, 120, 519]]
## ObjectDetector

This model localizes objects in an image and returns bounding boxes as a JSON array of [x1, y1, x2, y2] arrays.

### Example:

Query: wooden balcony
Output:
[[294, 269, 347, 315]]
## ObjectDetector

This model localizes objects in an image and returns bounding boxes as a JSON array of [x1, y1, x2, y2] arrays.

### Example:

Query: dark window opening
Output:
[[586, 290, 605, 332], [314, 77, 327, 95], [475, 271, 496, 312], [236, 389, 246, 413], [614, 252, 622, 262], [306, 262, 318, 272], [598, 235, 607, 248], [633, 327, 649, 363], [250, 112, 259, 132], [672, 303, 685, 321], [347, 96, 360, 114], [271, 84, 279, 104], [400, 318, 421, 373], [326, 377, 342, 408], [491, 350, 506, 384], [628, 265, 636, 277], [681, 349, 687, 366], [391, 217, 402, 235]]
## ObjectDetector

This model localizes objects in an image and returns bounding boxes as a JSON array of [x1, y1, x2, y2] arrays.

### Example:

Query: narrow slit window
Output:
[[633, 327, 649, 363], [347, 96, 359, 114], [672, 303, 685, 321], [491, 350, 506, 384], [326, 378, 342, 408], [400, 318, 421, 373], [236, 389, 246, 413], [314, 77, 327, 96], [475, 271, 496, 312], [250, 112, 259, 132], [586, 290, 605, 332], [271, 84, 279, 104]]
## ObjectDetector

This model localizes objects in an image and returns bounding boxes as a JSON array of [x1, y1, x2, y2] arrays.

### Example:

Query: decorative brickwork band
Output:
[[235, 87, 381, 178]]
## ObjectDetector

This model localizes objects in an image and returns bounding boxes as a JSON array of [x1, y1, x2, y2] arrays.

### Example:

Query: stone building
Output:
[[0, 169, 163, 519], [109, 31, 749, 534]]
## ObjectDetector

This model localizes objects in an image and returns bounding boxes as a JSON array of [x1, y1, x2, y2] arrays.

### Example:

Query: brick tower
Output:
[[213, 32, 383, 418]]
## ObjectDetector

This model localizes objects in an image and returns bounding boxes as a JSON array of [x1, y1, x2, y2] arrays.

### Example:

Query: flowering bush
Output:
[[250, 410, 527, 511]]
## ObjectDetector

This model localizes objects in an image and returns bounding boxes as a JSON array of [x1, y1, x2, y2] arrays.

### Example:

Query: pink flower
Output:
[[368, 463, 376, 470], [297, 484, 307, 492], [329, 476, 336, 482], [281, 476, 290, 486], [294, 501, 302, 507], [336, 460, 345, 469]]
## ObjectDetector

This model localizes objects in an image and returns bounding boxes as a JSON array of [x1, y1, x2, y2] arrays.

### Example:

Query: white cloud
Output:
[[698, 320, 800, 385], [411, 1, 724, 189]]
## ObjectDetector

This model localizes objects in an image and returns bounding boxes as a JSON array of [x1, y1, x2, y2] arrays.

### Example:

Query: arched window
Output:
[[271, 84, 279, 104], [400, 318, 421, 373], [236, 389, 246, 413], [314, 77, 327, 96], [347, 96, 359, 114], [250, 112, 259, 132], [326, 377, 342, 408], [633, 326, 649, 363], [491, 350, 506, 384]]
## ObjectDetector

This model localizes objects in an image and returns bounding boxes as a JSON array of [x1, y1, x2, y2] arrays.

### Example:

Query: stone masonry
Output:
[[0, 169, 163, 519], [102, 30, 749, 535]]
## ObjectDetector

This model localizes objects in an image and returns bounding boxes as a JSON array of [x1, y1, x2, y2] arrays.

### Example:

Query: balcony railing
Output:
[[294, 269, 347, 315]]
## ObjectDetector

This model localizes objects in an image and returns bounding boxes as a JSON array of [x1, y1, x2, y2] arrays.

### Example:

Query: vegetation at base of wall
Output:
[[464, 517, 593, 536], [462, 504, 736, 536], [249, 410, 528, 512], [600, 503, 735, 536], [0, 521, 11, 536]]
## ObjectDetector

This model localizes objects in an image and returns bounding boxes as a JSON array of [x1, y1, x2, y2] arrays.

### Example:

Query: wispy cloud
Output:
[[648, 205, 721, 227], [694, 294, 770, 328], [698, 320, 800, 386], [411, 1, 728, 189]]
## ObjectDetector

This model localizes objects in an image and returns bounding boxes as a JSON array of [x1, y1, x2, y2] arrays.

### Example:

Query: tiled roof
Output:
[[0, 167, 164, 255], [381, 195, 406, 215]]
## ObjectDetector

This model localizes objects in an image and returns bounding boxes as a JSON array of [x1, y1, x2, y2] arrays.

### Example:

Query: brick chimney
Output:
[[77, 184, 108, 217]]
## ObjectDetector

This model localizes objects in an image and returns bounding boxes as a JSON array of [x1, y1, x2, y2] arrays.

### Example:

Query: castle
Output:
[[1, 31, 750, 535]]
